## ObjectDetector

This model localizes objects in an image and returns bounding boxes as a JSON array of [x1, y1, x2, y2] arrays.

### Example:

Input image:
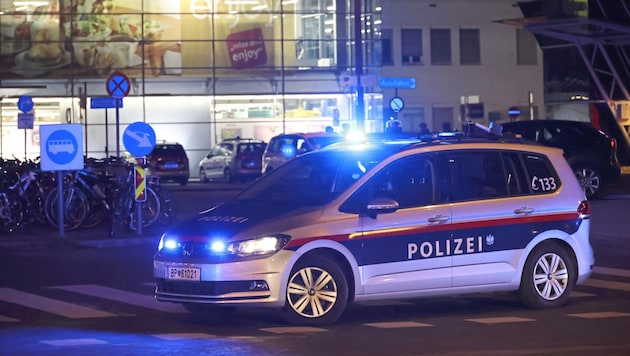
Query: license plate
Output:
[[164, 162, 178, 169], [166, 266, 201, 281]]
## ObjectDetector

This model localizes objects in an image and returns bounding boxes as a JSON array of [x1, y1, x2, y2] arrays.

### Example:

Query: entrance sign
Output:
[[123, 122, 156, 157], [39, 124, 84, 171], [106, 71, 131, 99]]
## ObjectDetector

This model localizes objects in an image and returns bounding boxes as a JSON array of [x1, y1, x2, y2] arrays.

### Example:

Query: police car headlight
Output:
[[227, 235, 290, 257], [157, 233, 179, 252]]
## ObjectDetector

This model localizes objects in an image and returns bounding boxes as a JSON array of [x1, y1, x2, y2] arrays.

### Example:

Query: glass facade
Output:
[[0, 0, 383, 170]]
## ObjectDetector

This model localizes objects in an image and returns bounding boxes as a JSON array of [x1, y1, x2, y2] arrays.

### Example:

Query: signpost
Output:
[[39, 124, 84, 238], [106, 71, 131, 157], [17, 95, 34, 159], [508, 106, 521, 121], [123, 122, 156, 235]]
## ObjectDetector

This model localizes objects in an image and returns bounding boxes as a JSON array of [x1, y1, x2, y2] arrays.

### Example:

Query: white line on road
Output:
[[0, 288, 117, 319], [50, 284, 187, 314]]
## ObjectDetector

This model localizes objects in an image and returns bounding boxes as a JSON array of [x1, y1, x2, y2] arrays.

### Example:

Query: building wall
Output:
[[380, 0, 545, 132]]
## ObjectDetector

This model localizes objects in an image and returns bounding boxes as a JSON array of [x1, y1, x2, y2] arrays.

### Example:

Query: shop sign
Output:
[[226, 28, 267, 68]]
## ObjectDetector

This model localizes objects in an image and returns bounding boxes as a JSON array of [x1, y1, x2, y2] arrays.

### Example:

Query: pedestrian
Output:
[[419, 122, 431, 134]]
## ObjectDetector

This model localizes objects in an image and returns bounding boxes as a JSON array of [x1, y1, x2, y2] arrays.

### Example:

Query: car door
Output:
[[444, 150, 542, 287], [349, 153, 453, 294], [204, 145, 225, 178]]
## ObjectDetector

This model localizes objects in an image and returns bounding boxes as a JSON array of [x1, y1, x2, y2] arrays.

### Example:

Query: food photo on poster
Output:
[[0, 0, 284, 79]]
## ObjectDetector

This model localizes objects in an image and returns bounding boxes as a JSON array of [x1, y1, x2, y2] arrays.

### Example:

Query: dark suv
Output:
[[501, 119, 621, 198], [199, 137, 266, 183], [146, 141, 190, 185]]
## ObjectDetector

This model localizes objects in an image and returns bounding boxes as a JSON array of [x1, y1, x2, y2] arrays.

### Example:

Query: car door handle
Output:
[[428, 215, 449, 224], [514, 206, 534, 215]]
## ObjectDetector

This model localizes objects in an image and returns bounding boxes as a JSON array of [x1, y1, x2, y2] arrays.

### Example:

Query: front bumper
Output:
[[153, 250, 293, 307]]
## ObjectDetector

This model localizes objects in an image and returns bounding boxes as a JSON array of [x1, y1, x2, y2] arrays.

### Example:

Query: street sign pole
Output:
[[115, 99, 120, 157], [57, 171, 65, 237]]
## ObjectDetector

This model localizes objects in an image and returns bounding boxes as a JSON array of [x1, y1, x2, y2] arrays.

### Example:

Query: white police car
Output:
[[154, 135, 594, 325]]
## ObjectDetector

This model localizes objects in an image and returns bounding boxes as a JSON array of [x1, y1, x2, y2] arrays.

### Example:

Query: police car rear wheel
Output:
[[519, 242, 575, 309], [282, 255, 348, 326]]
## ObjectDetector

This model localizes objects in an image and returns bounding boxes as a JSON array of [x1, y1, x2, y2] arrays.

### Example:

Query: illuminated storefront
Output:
[[0, 0, 383, 170]]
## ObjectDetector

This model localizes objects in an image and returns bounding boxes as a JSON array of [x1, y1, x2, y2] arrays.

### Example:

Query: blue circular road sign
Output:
[[390, 97, 404, 112], [17, 95, 34, 113], [106, 71, 131, 99], [123, 122, 156, 157]]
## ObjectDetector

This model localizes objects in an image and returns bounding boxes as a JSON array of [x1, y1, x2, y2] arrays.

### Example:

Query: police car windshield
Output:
[[235, 144, 402, 206]]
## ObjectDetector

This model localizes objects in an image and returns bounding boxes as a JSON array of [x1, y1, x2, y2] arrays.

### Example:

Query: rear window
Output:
[[152, 144, 185, 156], [237, 142, 266, 154], [308, 135, 344, 149]]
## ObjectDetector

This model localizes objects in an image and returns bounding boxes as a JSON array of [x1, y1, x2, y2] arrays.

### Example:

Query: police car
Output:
[[154, 134, 594, 325]]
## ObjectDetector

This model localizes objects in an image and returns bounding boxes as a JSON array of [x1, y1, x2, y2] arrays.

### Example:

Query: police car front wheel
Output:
[[519, 242, 576, 309], [282, 255, 349, 326]]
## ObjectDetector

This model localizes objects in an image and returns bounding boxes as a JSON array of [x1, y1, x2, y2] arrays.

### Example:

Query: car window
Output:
[[365, 156, 435, 209], [151, 144, 184, 156], [437, 150, 534, 202], [308, 136, 344, 150], [220, 143, 233, 155], [237, 149, 390, 207], [238, 143, 266, 154], [522, 153, 561, 194]]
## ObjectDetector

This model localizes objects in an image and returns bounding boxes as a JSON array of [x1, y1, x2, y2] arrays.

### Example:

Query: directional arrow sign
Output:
[[123, 122, 156, 157]]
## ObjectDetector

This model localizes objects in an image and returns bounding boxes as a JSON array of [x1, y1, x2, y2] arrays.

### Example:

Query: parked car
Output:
[[145, 141, 189, 185], [199, 137, 266, 183], [262, 132, 344, 174], [155, 135, 593, 326], [501, 119, 621, 198]]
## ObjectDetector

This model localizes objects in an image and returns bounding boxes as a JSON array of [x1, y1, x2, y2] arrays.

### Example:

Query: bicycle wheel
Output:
[[154, 185, 177, 227], [0, 189, 24, 234], [110, 186, 133, 237], [129, 186, 161, 230], [45, 186, 88, 231]]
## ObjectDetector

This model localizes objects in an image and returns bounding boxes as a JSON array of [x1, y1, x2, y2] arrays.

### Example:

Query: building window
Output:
[[381, 29, 394, 65], [517, 28, 538, 65], [401, 28, 423, 65], [430, 29, 451, 65], [460, 28, 480, 65]]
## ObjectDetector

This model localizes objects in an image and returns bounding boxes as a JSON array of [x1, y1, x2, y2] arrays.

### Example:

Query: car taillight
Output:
[[578, 200, 590, 218], [610, 138, 616, 149]]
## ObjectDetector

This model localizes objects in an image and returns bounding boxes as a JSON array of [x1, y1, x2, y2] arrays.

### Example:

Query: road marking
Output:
[[260, 327, 328, 334], [365, 321, 433, 328], [50, 284, 187, 314], [40, 338, 108, 346], [465, 316, 535, 324], [0, 288, 117, 319], [593, 266, 630, 278], [567, 311, 630, 319], [152, 333, 216, 340], [0, 314, 19, 322], [581, 279, 630, 292]]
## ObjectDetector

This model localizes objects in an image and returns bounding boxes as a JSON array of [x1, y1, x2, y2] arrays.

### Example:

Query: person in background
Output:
[[419, 122, 431, 134]]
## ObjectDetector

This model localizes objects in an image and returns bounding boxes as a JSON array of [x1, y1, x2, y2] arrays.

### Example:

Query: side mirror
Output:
[[366, 197, 399, 218]]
